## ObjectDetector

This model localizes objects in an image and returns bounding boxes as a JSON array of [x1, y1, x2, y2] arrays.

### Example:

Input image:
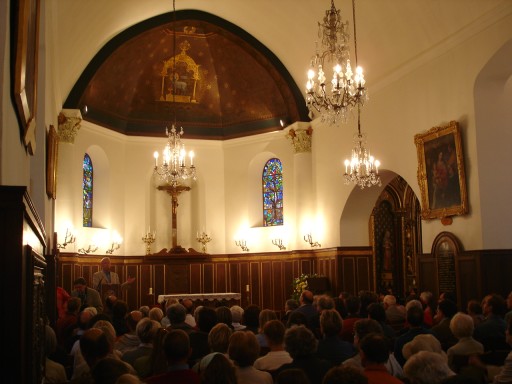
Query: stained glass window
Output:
[[83, 154, 93, 227], [262, 158, 283, 226]]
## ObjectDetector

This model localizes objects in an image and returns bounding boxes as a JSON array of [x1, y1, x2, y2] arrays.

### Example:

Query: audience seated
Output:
[[198, 352, 236, 384], [228, 330, 273, 384], [114, 310, 143, 354], [358, 291, 378, 319], [403, 351, 455, 384], [215, 306, 234, 330], [188, 306, 218, 366], [91, 357, 132, 384], [275, 325, 332, 384], [394, 305, 433, 366], [402, 334, 446, 362], [467, 300, 486, 328], [44, 325, 68, 384], [71, 328, 111, 383], [419, 291, 436, 328], [55, 296, 81, 350], [148, 307, 163, 323], [282, 299, 299, 326], [488, 316, 512, 384], [192, 322, 233, 373], [121, 318, 161, 367], [293, 290, 318, 329], [367, 302, 396, 350], [323, 365, 368, 384], [432, 299, 459, 351], [230, 305, 246, 331], [310, 295, 336, 338], [111, 300, 130, 337], [145, 329, 200, 384], [340, 295, 362, 344], [256, 309, 277, 352], [133, 327, 169, 379], [243, 304, 261, 334], [474, 294, 510, 355], [343, 319, 403, 378], [253, 319, 292, 372], [275, 368, 311, 384], [166, 303, 194, 334], [316, 309, 356, 366], [359, 333, 404, 384], [383, 295, 406, 331], [286, 310, 308, 328], [138, 306, 150, 318], [446, 312, 484, 372], [182, 299, 197, 328]]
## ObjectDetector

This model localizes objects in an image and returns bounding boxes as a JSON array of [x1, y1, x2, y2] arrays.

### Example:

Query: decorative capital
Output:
[[58, 109, 82, 143], [285, 122, 313, 153]]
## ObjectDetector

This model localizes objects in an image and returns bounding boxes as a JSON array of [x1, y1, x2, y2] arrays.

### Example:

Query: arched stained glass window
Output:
[[262, 158, 283, 226], [83, 154, 93, 227]]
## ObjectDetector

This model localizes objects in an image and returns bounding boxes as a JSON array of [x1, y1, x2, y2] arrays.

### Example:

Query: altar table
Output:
[[158, 292, 241, 307]]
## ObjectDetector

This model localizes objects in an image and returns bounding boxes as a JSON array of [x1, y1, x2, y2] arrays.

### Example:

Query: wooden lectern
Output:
[[100, 283, 121, 303]]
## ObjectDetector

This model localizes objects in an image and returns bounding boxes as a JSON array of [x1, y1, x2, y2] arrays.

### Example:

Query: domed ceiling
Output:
[[64, 10, 309, 140]]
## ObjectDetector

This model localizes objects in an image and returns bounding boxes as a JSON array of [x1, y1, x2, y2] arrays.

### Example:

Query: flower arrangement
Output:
[[291, 273, 318, 301]]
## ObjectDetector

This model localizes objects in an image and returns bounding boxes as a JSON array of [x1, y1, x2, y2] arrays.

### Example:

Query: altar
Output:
[[157, 292, 241, 307]]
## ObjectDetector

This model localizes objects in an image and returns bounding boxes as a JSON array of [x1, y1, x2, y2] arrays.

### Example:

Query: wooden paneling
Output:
[[203, 263, 214, 293], [190, 264, 202, 293], [342, 258, 356, 294], [261, 261, 272, 309]]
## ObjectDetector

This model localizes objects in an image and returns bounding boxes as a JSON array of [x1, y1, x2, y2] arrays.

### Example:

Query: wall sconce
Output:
[[304, 233, 321, 248], [196, 231, 212, 253], [78, 245, 98, 255], [272, 238, 286, 250], [142, 230, 156, 255], [235, 240, 249, 252], [57, 228, 76, 249], [106, 242, 121, 255]]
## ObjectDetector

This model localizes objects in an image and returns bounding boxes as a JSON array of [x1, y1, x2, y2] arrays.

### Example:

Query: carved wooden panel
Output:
[[342, 258, 356, 294]]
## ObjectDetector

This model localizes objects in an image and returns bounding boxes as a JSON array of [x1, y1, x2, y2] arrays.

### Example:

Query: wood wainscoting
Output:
[[56, 247, 373, 315]]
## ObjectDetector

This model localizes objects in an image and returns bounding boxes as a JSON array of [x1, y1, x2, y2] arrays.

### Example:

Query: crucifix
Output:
[[157, 184, 191, 253]]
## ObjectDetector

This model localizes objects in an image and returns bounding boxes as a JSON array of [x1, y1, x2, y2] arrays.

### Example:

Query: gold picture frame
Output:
[[414, 121, 468, 220], [13, 0, 40, 155], [46, 125, 58, 199]]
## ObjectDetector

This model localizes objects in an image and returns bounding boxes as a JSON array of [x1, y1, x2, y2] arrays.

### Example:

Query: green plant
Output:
[[291, 273, 318, 301]]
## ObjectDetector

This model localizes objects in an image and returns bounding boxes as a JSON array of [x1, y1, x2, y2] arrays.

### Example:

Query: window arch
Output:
[[262, 158, 283, 226], [83, 153, 93, 227]]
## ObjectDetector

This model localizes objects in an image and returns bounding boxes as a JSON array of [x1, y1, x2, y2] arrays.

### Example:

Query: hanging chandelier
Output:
[[343, 106, 381, 189], [305, 0, 367, 124], [152, 0, 197, 187]]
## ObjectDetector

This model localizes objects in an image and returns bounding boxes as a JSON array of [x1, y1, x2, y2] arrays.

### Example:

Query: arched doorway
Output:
[[370, 175, 422, 301]]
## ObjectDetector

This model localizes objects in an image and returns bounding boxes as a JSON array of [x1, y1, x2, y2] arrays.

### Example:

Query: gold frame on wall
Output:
[[13, 0, 40, 155], [414, 121, 468, 220], [46, 125, 58, 199]]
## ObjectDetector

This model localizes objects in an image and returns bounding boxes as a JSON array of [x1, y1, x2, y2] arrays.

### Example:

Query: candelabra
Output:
[[78, 244, 98, 255], [304, 233, 321, 248], [196, 231, 212, 253], [57, 228, 76, 249], [272, 238, 286, 251], [106, 242, 121, 255], [142, 231, 156, 255], [235, 240, 249, 252]]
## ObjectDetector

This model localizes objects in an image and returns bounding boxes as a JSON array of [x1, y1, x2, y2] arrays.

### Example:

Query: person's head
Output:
[[112, 300, 129, 320], [148, 307, 164, 322], [420, 291, 433, 306], [91, 357, 130, 384], [182, 298, 194, 315], [403, 351, 455, 384], [167, 303, 187, 324], [345, 295, 361, 315], [208, 322, 232, 353], [449, 312, 475, 339], [286, 310, 308, 328], [285, 299, 299, 312], [323, 365, 368, 384], [439, 292, 457, 304], [230, 305, 244, 323], [199, 352, 236, 384], [263, 319, 286, 347], [136, 317, 160, 343], [353, 319, 383, 346], [437, 300, 458, 319], [125, 310, 143, 331], [466, 300, 483, 316], [383, 294, 397, 309], [80, 328, 110, 368], [215, 306, 233, 327], [100, 257, 112, 272], [300, 290, 314, 305], [402, 334, 445, 361], [115, 374, 142, 384], [359, 333, 389, 365], [258, 309, 277, 332], [163, 329, 191, 364], [407, 305, 425, 327], [242, 304, 261, 328], [284, 325, 317, 359], [228, 330, 260, 367], [45, 325, 58, 357], [73, 277, 88, 293], [93, 319, 117, 349], [316, 295, 335, 312], [405, 299, 423, 312], [275, 368, 310, 384], [482, 293, 507, 317], [359, 290, 378, 313], [196, 306, 218, 332], [320, 309, 343, 337], [367, 302, 387, 323], [139, 305, 150, 317], [67, 296, 82, 314]]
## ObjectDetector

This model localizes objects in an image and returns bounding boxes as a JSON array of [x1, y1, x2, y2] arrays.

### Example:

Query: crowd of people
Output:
[[47, 275, 512, 384]]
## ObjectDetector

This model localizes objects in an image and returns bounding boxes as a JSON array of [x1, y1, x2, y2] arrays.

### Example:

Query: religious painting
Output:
[[414, 121, 468, 220], [46, 125, 59, 199], [12, 0, 40, 155]]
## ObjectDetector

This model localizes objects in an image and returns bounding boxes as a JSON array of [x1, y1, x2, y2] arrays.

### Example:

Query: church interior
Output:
[[1, 0, 512, 382]]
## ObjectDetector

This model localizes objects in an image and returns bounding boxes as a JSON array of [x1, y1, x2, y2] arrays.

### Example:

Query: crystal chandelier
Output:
[[343, 106, 381, 189], [153, 124, 196, 186], [305, 0, 367, 124], [152, 0, 196, 187]]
